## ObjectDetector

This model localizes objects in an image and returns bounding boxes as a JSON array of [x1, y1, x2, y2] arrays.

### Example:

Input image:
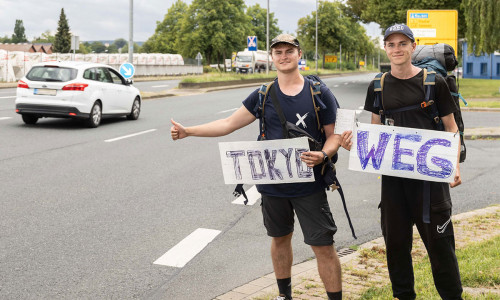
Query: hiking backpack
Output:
[[373, 44, 467, 163]]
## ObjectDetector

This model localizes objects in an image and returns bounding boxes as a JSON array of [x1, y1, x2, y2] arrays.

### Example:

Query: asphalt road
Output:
[[1, 74, 499, 299]]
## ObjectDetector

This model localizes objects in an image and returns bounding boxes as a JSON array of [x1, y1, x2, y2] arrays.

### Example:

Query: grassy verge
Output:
[[461, 100, 500, 109], [179, 68, 371, 83], [458, 78, 500, 99], [359, 236, 500, 299]]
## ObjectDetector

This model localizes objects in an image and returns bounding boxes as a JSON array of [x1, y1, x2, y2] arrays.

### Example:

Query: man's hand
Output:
[[171, 119, 187, 140], [300, 151, 324, 168], [340, 130, 353, 151], [450, 167, 462, 188]]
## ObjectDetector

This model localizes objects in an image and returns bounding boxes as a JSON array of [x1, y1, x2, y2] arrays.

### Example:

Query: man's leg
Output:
[[291, 191, 341, 299], [271, 232, 294, 279], [311, 245, 341, 292], [261, 195, 295, 299], [382, 176, 416, 300]]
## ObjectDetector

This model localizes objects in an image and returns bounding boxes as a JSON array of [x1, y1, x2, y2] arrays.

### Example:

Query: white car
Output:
[[15, 61, 141, 128]]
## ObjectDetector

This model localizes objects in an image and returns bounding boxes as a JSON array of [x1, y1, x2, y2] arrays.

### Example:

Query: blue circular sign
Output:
[[119, 63, 135, 79]]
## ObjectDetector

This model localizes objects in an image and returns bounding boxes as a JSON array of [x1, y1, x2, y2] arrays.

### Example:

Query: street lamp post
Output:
[[315, 0, 318, 73], [128, 0, 133, 63], [266, 0, 269, 74]]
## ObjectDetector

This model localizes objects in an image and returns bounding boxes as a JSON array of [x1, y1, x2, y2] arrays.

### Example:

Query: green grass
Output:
[[358, 236, 500, 299], [458, 78, 500, 99], [461, 101, 500, 109], [179, 68, 369, 83]]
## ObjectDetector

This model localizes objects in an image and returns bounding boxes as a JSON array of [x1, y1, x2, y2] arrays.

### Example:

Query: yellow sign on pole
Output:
[[325, 55, 337, 63], [359, 61, 365, 66], [407, 10, 458, 55]]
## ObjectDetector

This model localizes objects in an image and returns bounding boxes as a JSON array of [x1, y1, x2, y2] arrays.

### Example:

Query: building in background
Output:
[[462, 41, 500, 80]]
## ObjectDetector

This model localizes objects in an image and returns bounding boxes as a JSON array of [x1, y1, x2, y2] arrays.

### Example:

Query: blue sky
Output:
[[0, 0, 381, 42]]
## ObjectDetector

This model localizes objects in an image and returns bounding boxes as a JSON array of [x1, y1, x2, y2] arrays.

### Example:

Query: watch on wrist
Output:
[[321, 151, 329, 163]]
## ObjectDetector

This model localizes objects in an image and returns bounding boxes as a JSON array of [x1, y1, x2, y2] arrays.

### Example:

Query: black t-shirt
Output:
[[242, 78, 339, 197], [364, 70, 456, 130], [364, 69, 456, 202]]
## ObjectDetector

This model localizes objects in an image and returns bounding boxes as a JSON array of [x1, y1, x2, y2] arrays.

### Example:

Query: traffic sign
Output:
[[119, 63, 135, 79], [196, 52, 203, 66], [325, 55, 337, 63], [407, 10, 458, 55], [247, 36, 257, 51]]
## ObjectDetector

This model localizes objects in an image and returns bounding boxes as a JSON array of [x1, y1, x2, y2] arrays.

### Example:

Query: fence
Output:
[[0, 51, 202, 82]]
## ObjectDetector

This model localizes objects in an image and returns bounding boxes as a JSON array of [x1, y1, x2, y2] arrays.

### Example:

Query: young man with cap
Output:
[[341, 24, 463, 300], [171, 34, 344, 300]]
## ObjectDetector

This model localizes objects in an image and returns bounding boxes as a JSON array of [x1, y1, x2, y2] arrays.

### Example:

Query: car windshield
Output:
[[236, 56, 252, 62], [26, 66, 78, 82]]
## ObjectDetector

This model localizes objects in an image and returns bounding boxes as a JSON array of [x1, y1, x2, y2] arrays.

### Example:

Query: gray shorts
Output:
[[261, 191, 337, 246]]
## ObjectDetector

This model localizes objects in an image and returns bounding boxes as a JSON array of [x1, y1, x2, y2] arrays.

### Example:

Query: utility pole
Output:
[[266, 0, 269, 74], [315, 0, 318, 73], [128, 0, 133, 63]]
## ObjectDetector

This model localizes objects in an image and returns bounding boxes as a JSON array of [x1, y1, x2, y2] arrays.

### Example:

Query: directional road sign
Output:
[[119, 63, 135, 79]]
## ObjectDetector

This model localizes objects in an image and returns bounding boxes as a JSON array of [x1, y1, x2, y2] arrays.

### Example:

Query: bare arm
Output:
[[171, 106, 256, 140], [300, 123, 341, 167], [442, 113, 462, 188]]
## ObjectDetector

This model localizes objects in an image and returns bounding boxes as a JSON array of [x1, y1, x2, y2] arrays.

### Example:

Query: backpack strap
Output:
[[258, 81, 275, 139], [373, 72, 387, 123], [309, 79, 323, 133]]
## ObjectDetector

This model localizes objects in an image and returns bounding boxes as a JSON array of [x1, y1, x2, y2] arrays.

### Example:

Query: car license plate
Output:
[[34, 88, 57, 96]]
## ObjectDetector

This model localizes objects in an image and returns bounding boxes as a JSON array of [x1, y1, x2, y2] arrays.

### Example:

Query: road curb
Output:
[[214, 205, 500, 300]]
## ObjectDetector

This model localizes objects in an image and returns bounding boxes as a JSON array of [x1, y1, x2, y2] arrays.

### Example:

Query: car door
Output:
[[107, 68, 133, 113], [95, 67, 120, 114]]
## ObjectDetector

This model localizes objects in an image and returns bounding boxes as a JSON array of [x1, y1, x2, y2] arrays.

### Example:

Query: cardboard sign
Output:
[[219, 137, 315, 184], [348, 123, 459, 183]]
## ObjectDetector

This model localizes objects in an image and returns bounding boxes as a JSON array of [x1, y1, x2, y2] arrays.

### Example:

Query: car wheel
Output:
[[127, 97, 140, 120], [86, 102, 102, 128], [22, 114, 38, 125]]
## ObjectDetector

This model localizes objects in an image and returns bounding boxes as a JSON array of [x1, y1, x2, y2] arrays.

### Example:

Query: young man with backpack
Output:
[[341, 24, 463, 300], [171, 34, 344, 300]]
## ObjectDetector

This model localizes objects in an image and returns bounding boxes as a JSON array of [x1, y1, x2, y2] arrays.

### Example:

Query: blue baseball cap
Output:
[[384, 24, 415, 42]]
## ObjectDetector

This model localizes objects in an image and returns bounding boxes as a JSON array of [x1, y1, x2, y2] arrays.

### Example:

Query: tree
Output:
[[462, 0, 500, 55], [246, 4, 280, 50], [178, 0, 250, 64], [297, 1, 374, 67], [12, 20, 28, 43], [112, 38, 128, 50], [0, 35, 11, 43], [32, 30, 55, 44], [53, 8, 72, 53], [346, 0, 465, 38], [142, 0, 188, 53]]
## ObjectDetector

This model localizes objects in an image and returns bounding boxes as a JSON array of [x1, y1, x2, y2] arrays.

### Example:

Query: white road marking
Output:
[[0, 96, 16, 99], [355, 110, 363, 115], [358, 106, 364, 110], [0, 117, 12, 120], [104, 129, 157, 142], [153, 228, 221, 268], [334, 85, 339, 88], [217, 108, 238, 114], [232, 185, 261, 205], [344, 82, 349, 85], [151, 85, 169, 88]]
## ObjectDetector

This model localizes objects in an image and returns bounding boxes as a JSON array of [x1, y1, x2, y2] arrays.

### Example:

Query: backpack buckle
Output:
[[434, 116, 440, 124], [421, 100, 434, 109]]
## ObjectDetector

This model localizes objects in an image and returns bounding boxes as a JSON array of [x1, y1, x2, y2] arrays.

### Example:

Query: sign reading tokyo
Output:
[[348, 123, 459, 183], [219, 137, 314, 184], [119, 63, 135, 79]]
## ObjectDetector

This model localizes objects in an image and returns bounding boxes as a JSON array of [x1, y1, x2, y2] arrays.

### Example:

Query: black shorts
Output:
[[261, 191, 337, 246]]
